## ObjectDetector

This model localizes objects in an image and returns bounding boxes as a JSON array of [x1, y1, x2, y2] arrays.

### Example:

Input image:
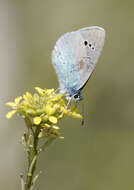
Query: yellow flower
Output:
[[35, 87, 45, 96], [33, 117, 42, 125], [48, 116, 58, 124], [6, 87, 82, 140], [45, 104, 56, 115]]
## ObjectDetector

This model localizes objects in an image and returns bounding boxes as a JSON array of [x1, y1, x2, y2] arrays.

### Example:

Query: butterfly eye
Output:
[[84, 41, 88, 46], [74, 94, 79, 99]]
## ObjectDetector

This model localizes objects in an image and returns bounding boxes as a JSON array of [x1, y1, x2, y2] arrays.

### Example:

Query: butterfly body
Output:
[[52, 26, 105, 101]]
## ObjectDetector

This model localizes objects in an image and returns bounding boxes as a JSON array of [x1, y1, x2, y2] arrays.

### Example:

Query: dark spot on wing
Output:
[[84, 41, 95, 50], [84, 41, 88, 46]]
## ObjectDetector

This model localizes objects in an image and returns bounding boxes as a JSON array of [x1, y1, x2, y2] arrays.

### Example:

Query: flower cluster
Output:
[[6, 87, 82, 139]]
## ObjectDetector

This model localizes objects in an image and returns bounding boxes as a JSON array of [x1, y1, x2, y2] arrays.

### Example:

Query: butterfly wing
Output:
[[52, 31, 83, 94], [75, 26, 105, 90], [51, 26, 105, 95]]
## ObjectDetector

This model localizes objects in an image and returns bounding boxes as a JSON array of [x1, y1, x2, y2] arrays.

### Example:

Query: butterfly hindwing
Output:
[[52, 32, 82, 94]]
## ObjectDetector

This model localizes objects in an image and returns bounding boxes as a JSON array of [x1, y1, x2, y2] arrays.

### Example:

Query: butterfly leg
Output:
[[54, 88, 61, 93], [66, 96, 73, 109]]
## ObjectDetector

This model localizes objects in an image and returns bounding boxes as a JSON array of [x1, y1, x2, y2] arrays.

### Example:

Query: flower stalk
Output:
[[6, 87, 82, 190]]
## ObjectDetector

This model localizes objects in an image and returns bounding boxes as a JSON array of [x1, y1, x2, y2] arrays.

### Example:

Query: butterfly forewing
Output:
[[75, 26, 105, 90]]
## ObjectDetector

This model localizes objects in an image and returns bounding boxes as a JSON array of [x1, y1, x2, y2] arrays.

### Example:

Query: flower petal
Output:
[[6, 102, 16, 108], [45, 88, 54, 95], [52, 125, 60, 130], [45, 104, 56, 115], [35, 87, 45, 96], [14, 96, 22, 104], [6, 110, 17, 119], [71, 112, 83, 119], [41, 123, 51, 128]]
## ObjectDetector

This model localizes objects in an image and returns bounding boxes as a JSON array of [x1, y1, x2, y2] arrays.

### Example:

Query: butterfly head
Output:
[[73, 90, 83, 102], [66, 89, 83, 102]]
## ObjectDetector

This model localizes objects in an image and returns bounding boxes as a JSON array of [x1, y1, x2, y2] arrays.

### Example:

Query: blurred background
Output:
[[1, 0, 134, 189]]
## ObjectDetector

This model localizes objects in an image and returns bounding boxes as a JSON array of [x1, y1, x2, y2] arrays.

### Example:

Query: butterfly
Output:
[[52, 26, 105, 102]]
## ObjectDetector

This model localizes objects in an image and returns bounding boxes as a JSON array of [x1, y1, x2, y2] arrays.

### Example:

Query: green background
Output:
[[1, 0, 134, 189]]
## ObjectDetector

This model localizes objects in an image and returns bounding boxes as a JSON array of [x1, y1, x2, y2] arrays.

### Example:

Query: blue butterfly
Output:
[[52, 26, 105, 102]]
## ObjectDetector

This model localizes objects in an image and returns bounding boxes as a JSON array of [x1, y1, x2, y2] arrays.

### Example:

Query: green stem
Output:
[[20, 173, 25, 190], [29, 171, 42, 190], [24, 117, 34, 136], [25, 126, 40, 190], [22, 120, 58, 190]]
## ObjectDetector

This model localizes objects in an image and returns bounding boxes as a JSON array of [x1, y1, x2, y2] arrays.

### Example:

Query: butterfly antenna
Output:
[[81, 101, 85, 126]]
